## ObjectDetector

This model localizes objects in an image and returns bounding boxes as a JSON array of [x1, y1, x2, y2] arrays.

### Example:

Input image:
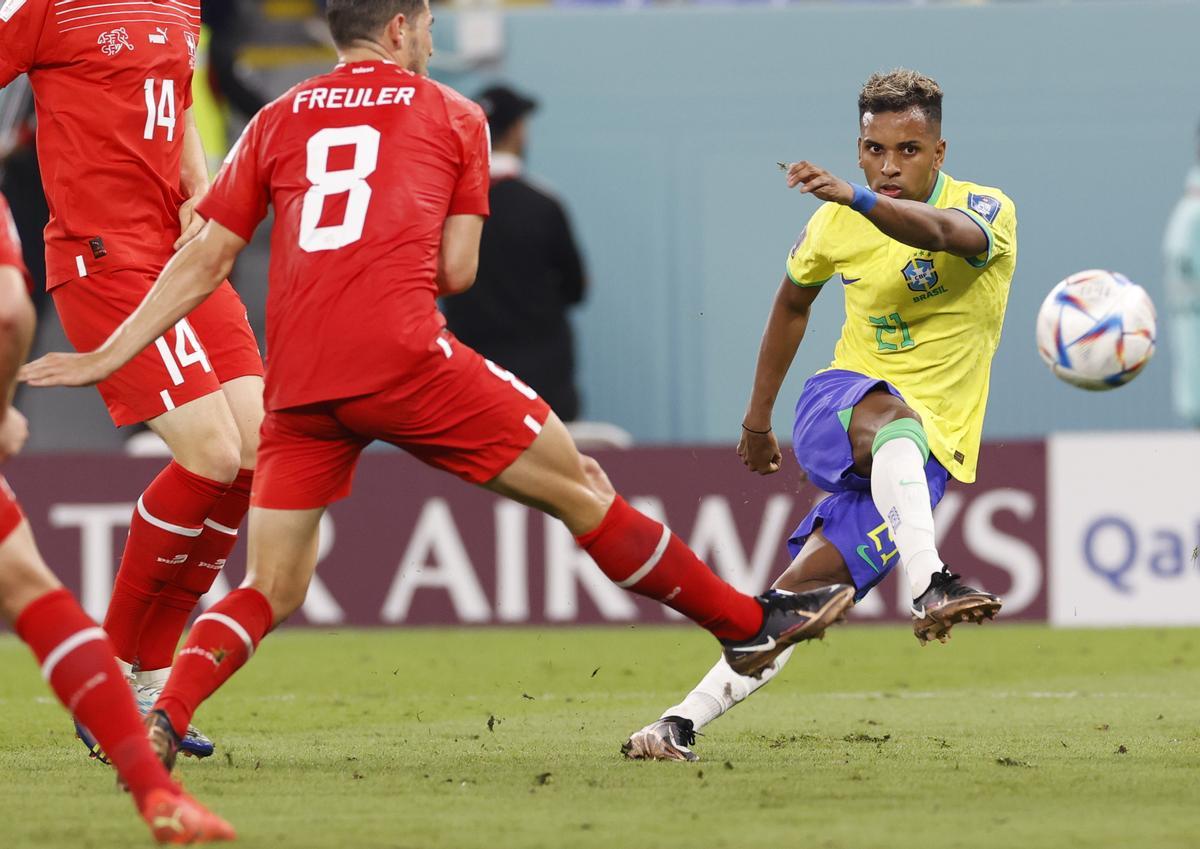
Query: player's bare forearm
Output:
[[180, 109, 210, 199], [437, 215, 484, 295], [20, 221, 245, 388], [176, 110, 211, 249], [861, 196, 987, 258], [744, 277, 817, 428], [0, 268, 35, 407]]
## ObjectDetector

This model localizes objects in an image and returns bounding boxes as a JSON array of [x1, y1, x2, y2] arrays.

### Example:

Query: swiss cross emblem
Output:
[[97, 27, 134, 56], [903, 258, 939, 293]]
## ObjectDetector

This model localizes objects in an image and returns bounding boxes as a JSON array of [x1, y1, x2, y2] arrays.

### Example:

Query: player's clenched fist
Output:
[[19, 351, 113, 388], [737, 425, 783, 475], [781, 161, 854, 205]]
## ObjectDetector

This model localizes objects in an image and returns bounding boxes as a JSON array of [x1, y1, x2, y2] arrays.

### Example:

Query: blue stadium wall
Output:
[[436, 0, 1198, 443]]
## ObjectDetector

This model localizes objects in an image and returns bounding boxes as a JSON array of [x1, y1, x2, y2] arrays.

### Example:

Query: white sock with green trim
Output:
[[869, 419, 943, 602]]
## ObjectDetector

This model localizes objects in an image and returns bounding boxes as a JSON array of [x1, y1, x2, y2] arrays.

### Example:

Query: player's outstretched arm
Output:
[[20, 220, 246, 388], [784, 161, 987, 258], [739, 277, 821, 475]]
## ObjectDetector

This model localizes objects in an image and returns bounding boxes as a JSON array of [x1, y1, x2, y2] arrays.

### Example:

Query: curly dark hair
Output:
[[858, 69, 943, 124]]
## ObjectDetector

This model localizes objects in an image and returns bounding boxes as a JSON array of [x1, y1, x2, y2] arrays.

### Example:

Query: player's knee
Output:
[[0, 552, 60, 623], [243, 572, 306, 624], [851, 405, 922, 476], [579, 455, 615, 501], [177, 434, 242, 483]]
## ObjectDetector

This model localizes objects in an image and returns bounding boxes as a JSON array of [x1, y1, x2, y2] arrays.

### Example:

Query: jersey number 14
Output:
[[299, 125, 380, 253]]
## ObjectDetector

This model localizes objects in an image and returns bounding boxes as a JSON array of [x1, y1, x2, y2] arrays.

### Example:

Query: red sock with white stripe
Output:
[[575, 495, 764, 641], [15, 589, 176, 807], [103, 461, 231, 665], [154, 587, 274, 735], [135, 469, 254, 673]]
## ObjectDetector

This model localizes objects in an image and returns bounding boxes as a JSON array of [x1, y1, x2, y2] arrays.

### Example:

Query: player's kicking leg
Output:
[[0, 516, 234, 843], [141, 414, 855, 761], [851, 392, 1000, 644], [483, 413, 854, 676], [624, 528, 846, 761]]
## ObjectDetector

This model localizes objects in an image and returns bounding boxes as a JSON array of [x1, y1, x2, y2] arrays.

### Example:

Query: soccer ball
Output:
[[1035, 269, 1157, 391]]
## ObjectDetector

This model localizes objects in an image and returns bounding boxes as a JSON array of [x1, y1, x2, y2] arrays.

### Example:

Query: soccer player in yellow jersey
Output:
[[624, 69, 1018, 761]]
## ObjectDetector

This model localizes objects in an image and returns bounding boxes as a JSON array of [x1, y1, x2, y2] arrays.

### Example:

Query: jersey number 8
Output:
[[299, 125, 380, 253]]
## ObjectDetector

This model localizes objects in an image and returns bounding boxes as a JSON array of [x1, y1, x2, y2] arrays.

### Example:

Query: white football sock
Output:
[[869, 429, 943, 601], [661, 647, 795, 731], [135, 666, 170, 691]]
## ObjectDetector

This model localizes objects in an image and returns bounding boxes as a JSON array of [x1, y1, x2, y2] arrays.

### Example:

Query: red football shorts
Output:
[[52, 270, 264, 426], [252, 333, 552, 510], [0, 475, 25, 543]]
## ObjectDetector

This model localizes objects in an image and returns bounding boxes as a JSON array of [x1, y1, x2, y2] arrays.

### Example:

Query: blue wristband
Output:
[[849, 183, 878, 213]]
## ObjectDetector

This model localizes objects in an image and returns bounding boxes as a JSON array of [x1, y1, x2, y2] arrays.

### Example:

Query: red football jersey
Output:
[[197, 60, 490, 412], [0, 0, 199, 287], [0, 193, 32, 291]]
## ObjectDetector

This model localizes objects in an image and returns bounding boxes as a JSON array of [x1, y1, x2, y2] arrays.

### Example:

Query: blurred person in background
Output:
[[193, 0, 271, 171], [443, 84, 587, 421], [1164, 122, 1200, 427]]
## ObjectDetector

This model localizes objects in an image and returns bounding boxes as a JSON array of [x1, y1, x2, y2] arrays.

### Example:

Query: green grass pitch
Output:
[[1, 624, 1197, 848]]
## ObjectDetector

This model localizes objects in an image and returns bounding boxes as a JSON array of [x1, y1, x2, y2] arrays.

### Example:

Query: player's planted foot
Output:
[[722, 585, 855, 678], [622, 716, 700, 762], [75, 684, 214, 763], [911, 565, 1002, 646], [137, 682, 215, 759], [138, 787, 236, 844], [146, 710, 182, 773]]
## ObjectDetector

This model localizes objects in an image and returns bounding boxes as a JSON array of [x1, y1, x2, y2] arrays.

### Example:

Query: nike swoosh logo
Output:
[[733, 635, 777, 653], [856, 544, 881, 574], [841, 276, 861, 285], [911, 604, 925, 617]]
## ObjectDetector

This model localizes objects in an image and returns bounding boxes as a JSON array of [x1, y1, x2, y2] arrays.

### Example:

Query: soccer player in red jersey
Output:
[[0, 194, 234, 843], [0, 0, 266, 754], [22, 0, 857, 761]]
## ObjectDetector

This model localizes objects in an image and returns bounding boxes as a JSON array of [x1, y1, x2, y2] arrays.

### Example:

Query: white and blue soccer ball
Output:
[[1036, 269, 1157, 391]]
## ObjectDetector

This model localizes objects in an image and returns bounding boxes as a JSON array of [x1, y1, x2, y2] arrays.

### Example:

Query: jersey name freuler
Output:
[[292, 86, 417, 112]]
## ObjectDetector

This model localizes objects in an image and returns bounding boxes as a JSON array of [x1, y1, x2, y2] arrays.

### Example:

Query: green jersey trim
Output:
[[955, 207, 995, 268], [925, 171, 947, 206], [786, 265, 831, 288]]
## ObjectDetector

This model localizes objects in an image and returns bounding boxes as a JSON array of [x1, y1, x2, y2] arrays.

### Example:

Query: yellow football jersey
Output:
[[785, 171, 1017, 483]]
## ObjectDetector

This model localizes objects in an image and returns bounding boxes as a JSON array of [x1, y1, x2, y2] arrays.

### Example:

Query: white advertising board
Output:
[[1049, 431, 1200, 626]]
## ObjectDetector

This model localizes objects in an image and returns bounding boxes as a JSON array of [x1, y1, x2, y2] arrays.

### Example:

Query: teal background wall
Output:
[[437, 0, 1199, 444]]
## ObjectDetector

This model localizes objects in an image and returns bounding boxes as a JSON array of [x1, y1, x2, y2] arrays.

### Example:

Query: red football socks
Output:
[[136, 469, 254, 672], [103, 461, 230, 665], [154, 587, 274, 735], [575, 495, 764, 641], [15, 589, 176, 807]]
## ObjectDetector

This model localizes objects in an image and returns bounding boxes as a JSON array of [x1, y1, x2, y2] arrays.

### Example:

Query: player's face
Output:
[[857, 109, 946, 202]]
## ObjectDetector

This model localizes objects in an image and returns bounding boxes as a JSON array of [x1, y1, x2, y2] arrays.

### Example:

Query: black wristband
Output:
[[741, 423, 772, 435]]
